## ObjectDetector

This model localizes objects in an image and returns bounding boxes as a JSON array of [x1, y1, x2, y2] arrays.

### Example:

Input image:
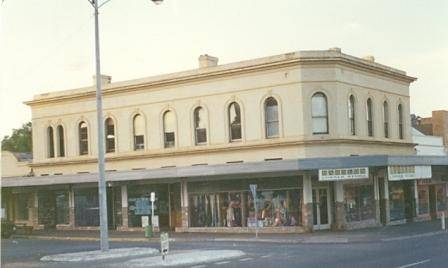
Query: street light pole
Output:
[[92, 0, 109, 252], [88, 0, 163, 252]]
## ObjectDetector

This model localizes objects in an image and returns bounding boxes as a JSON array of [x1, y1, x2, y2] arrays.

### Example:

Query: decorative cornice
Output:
[[25, 53, 417, 107]]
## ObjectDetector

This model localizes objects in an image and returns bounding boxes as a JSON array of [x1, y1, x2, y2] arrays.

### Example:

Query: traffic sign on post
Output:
[[160, 232, 169, 261]]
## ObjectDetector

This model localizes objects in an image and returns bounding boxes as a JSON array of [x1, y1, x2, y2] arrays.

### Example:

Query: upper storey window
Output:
[[47, 126, 55, 158], [228, 102, 242, 141], [57, 125, 65, 157], [105, 118, 115, 153], [265, 97, 279, 138], [79, 122, 89, 155], [398, 104, 404, 139], [366, 98, 374, 137], [311, 93, 328, 134], [194, 107, 207, 145], [133, 114, 145, 150], [383, 101, 389, 138], [164, 111, 176, 148], [348, 95, 355, 135]]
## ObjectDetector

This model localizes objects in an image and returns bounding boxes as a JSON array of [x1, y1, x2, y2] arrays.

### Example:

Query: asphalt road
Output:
[[2, 232, 448, 268]]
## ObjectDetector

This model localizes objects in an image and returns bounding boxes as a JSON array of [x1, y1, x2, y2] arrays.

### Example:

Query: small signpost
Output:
[[160, 232, 169, 261], [249, 184, 258, 238]]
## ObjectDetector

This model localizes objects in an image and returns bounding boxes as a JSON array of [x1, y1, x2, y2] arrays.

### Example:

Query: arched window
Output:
[[79, 122, 88, 155], [265, 97, 279, 138], [311, 93, 328, 134], [194, 107, 207, 145], [228, 102, 242, 141], [366, 98, 373, 137], [398, 104, 404, 139], [105, 118, 115, 153], [383, 101, 389, 138], [57, 125, 65, 157], [163, 111, 176, 148], [348, 95, 355, 135], [47, 126, 55, 158], [133, 114, 145, 150]]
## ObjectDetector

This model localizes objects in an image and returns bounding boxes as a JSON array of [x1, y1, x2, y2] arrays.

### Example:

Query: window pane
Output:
[[79, 122, 88, 155], [266, 122, 279, 138], [74, 188, 99, 227], [194, 107, 207, 129], [196, 128, 207, 144], [312, 118, 328, 133], [48, 127, 54, 158], [56, 191, 69, 224], [164, 111, 176, 133], [165, 132, 175, 148], [133, 115, 145, 136], [229, 103, 241, 124], [230, 123, 242, 140], [105, 118, 115, 153], [312, 94, 327, 117], [15, 194, 29, 221], [134, 135, 144, 150], [57, 126, 65, 157]]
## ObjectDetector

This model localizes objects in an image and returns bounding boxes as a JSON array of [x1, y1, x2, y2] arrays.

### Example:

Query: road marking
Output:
[[261, 255, 270, 258], [215, 261, 230, 265], [190, 265, 206, 268], [396, 259, 431, 268], [240, 257, 253, 262]]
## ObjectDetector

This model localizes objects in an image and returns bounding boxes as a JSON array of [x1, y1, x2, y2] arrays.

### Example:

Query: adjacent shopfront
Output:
[[188, 177, 303, 230]]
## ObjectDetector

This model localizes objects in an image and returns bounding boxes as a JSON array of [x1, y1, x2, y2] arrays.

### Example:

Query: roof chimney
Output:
[[363, 55, 375, 62], [93, 75, 112, 86], [198, 54, 218, 68], [328, 47, 341, 53]]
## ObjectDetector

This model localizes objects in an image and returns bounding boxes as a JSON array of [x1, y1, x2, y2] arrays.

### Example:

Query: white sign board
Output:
[[152, 215, 159, 228], [141, 216, 149, 227], [319, 167, 369, 181], [388, 165, 432, 181]]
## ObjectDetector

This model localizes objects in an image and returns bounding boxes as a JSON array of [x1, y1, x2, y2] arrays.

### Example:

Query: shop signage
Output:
[[318, 167, 369, 181], [388, 165, 432, 181], [141, 216, 149, 227]]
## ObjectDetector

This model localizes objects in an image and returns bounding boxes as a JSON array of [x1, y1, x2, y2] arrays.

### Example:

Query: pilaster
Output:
[[302, 174, 313, 232]]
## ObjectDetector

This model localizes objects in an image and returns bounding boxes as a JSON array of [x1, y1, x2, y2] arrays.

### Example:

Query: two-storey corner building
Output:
[[2, 48, 447, 233]]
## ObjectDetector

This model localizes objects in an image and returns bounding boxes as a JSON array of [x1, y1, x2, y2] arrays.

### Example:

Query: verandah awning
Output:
[[2, 155, 447, 188]]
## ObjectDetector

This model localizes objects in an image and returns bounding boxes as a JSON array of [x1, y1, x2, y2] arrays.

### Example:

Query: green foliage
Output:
[[1, 122, 32, 152]]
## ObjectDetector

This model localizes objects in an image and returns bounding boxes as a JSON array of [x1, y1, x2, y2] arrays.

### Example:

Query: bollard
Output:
[[442, 212, 446, 231]]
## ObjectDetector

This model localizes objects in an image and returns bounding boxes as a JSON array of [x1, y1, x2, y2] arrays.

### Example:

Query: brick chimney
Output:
[[198, 54, 218, 68]]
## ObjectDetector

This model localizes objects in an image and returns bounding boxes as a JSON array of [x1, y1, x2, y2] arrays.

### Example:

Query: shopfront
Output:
[[188, 177, 303, 229], [127, 184, 171, 230], [344, 179, 376, 224], [388, 165, 432, 222], [416, 171, 448, 220], [37, 189, 70, 228]]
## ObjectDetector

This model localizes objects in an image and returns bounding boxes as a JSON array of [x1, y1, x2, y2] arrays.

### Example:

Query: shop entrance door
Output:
[[312, 188, 330, 230]]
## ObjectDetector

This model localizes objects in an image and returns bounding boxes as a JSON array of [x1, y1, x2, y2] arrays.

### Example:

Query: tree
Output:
[[1, 122, 32, 152]]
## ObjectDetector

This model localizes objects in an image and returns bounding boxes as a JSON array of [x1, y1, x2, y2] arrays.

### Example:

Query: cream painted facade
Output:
[[3, 48, 447, 234], [1, 151, 31, 178], [28, 49, 415, 176]]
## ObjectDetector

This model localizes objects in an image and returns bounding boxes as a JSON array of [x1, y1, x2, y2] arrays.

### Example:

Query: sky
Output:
[[0, 0, 447, 138]]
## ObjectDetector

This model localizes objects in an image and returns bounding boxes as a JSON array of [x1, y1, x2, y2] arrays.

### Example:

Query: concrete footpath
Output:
[[13, 220, 447, 244]]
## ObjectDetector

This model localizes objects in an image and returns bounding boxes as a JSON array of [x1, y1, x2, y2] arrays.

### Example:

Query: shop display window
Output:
[[14, 193, 29, 221], [127, 185, 169, 228], [389, 182, 405, 221], [344, 184, 374, 222], [74, 188, 99, 226], [417, 186, 429, 215], [436, 185, 447, 212]]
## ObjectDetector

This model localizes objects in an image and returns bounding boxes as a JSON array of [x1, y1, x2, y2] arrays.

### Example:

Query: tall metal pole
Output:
[[93, 0, 109, 252]]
